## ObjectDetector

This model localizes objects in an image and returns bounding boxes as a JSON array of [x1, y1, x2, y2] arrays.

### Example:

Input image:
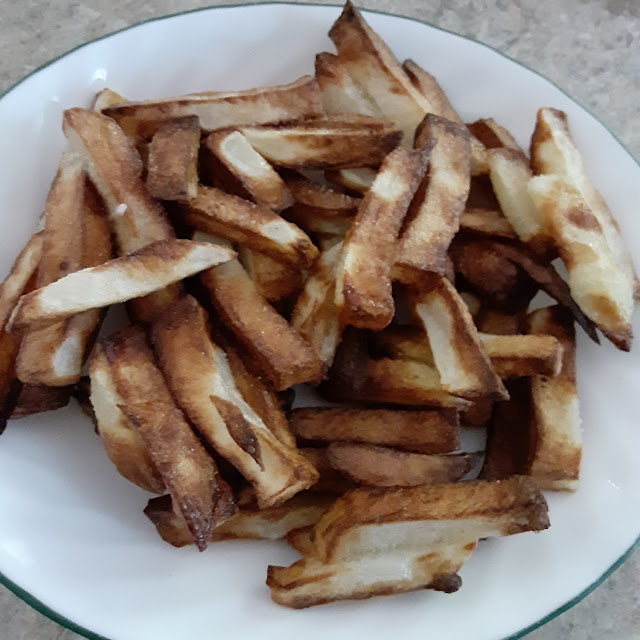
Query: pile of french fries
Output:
[[0, 1, 636, 608]]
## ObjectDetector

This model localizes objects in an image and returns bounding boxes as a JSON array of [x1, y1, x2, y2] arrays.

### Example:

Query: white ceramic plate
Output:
[[0, 4, 638, 640]]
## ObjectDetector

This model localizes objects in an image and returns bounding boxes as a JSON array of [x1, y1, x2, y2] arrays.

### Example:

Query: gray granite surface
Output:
[[0, 0, 638, 638]]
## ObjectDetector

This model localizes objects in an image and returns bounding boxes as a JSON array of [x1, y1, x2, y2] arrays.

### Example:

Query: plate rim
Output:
[[0, 3, 638, 640]]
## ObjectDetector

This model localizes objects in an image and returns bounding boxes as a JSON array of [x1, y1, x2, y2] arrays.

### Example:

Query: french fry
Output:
[[145, 492, 334, 547], [237, 248, 302, 303], [315, 52, 379, 116], [525, 305, 581, 490], [146, 116, 200, 201], [63, 107, 180, 322], [528, 175, 633, 350], [0, 330, 23, 433], [530, 107, 638, 298], [268, 477, 549, 607], [336, 146, 430, 330], [289, 407, 459, 454], [370, 324, 434, 364], [476, 308, 524, 335], [10, 240, 235, 331], [204, 130, 294, 212], [200, 259, 324, 390], [459, 208, 517, 239], [290, 240, 343, 370], [92, 88, 127, 112], [17, 161, 112, 386], [89, 344, 165, 494], [10, 384, 71, 418], [102, 76, 323, 141], [327, 443, 478, 487], [180, 186, 318, 269], [329, 2, 431, 145], [150, 296, 319, 507], [239, 116, 402, 169], [413, 277, 507, 399], [324, 167, 376, 194], [394, 114, 471, 284], [487, 148, 551, 253], [299, 447, 358, 494], [467, 118, 524, 153], [98, 326, 236, 550]]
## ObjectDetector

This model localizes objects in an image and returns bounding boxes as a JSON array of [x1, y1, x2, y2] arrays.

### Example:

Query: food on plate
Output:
[[0, 0, 635, 611]]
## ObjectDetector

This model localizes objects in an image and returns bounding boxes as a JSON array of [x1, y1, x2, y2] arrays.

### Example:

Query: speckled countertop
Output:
[[0, 1, 638, 638]]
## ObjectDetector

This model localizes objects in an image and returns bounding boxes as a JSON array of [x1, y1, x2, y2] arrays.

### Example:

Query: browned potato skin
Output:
[[326, 443, 478, 487]]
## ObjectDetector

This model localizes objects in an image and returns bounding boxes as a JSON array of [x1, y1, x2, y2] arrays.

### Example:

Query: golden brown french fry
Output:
[[327, 443, 478, 487], [487, 148, 551, 253], [336, 146, 430, 330], [530, 107, 638, 298], [92, 88, 127, 112], [145, 492, 334, 547], [89, 344, 165, 494], [146, 116, 200, 201], [181, 186, 318, 269], [315, 52, 379, 116], [268, 477, 549, 608], [63, 107, 179, 322], [290, 240, 343, 370], [102, 76, 323, 141], [459, 208, 517, 239], [328, 2, 431, 145], [0, 331, 23, 433], [150, 296, 319, 507], [289, 407, 459, 454], [237, 248, 302, 303], [10, 384, 71, 419], [476, 308, 524, 335], [394, 114, 471, 283], [204, 130, 294, 212], [413, 277, 507, 400], [10, 240, 235, 331], [324, 167, 376, 194], [99, 326, 236, 550], [239, 116, 401, 169], [528, 174, 633, 350], [369, 324, 435, 364], [526, 305, 581, 490], [467, 118, 524, 153], [200, 259, 324, 390], [299, 447, 358, 495]]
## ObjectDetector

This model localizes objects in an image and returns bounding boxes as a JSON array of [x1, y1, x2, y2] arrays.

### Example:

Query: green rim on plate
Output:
[[0, 4, 638, 640]]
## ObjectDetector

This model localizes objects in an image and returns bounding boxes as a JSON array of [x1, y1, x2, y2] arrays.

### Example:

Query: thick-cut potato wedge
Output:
[[89, 344, 165, 494], [150, 296, 319, 507], [315, 52, 379, 116], [146, 116, 200, 201], [205, 130, 293, 212], [18, 170, 112, 386], [10, 240, 235, 331], [239, 116, 401, 169], [237, 248, 302, 303], [402, 59, 463, 125], [99, 326, 235, 550], [181, 186, 318, 269], [299, 447, 358, 495], [290, 241, 343, 370], [530, 107, 638, 298], [487, 148, 550, 252], [479, 333, 563, 379], [103, 76, 323, 141], [289, 407, 459, 454], [467, 118, 524, 153], [459, 208, 517, 239], [269, 542, 474, 608], [92, 88, 127, 112], [394, 115, 471, 283], [327, 443, 478, 487], [0, 232, 43, 331], [336, 146, 430, 330], [526, 305, 581, 490], [200, 259, 324, 390], [268, 477, 549, 607], [329, 2, 431, 145], [529, 175, 633, 350], [370, 324, 435, 364], [324, 167, 376, 194], [145, 492, 334, 547], [413, 277, 507, 400], [63, 107, 179, 321]]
